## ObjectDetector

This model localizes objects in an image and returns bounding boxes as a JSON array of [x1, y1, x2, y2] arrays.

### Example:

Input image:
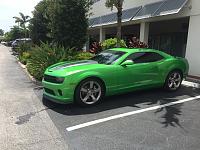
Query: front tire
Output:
[[74, 78, 105, 106], [164, 70, 183, 91]]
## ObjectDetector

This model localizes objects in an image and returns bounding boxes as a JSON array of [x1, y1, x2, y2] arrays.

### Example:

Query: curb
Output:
[[17, 59, 42, 86], [182, 80, 200, 88], [186, 76, 200, 84], [9, 47, 42, 86]]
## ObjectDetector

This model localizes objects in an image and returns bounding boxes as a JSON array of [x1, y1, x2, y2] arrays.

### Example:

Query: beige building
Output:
[[88, 0, 200, 78]]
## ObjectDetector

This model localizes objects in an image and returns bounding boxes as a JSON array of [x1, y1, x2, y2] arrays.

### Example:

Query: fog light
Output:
[[58, 89, 63, 96]]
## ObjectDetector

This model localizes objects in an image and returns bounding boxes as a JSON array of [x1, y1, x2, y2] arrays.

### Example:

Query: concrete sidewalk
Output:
[[0, 44, 69, 150]]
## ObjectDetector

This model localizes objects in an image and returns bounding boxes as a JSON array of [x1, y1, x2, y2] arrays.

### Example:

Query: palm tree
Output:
[[0, 29, 4, 36], [13, 12, 30, 38], [105, 0, 124, 47]]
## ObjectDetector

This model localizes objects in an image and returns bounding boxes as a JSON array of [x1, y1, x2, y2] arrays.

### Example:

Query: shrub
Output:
[[75, 52, 94, 60], [26, 43, 77, 80], [102, 38, 127, 50], [19, 52, 31, 65], [17, 42, 32, 56], [127, 37, 148, 48], [89, 42, 102, 54]]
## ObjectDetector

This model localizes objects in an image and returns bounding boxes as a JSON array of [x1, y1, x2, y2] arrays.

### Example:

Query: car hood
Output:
[[46, 60, 106, 76]]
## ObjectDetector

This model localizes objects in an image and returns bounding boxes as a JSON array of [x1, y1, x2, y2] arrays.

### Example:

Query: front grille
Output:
[[44, 75, 63, 83], [44, 88, 55, 96]]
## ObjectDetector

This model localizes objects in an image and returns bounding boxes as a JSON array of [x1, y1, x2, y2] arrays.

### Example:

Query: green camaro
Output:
[[42, 48, 189, 106]]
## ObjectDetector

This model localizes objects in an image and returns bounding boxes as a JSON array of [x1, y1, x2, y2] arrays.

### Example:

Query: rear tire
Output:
[[74, 78, 105, 106], [164, 70, 183, 91]]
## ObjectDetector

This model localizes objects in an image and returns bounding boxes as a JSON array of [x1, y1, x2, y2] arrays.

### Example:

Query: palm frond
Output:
[[19, 12, 26, 21], [25, 16, 30, 20], [13, 17, 22, 23], [13, 12, 31, 29], [105, 0, 124, 10]]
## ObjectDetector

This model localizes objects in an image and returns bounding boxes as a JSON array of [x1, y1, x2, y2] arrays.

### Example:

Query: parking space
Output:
[[35, 83, 200, 150]]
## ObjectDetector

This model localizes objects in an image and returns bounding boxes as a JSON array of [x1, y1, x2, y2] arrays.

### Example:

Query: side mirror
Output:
[[121, 60, 134, 67]]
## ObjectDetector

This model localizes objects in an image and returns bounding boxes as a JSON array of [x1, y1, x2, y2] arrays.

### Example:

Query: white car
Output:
[[0, 41, 7, 45]]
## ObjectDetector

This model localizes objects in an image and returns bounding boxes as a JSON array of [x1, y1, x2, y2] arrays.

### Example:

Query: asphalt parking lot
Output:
[[34, 82, 200, 150]]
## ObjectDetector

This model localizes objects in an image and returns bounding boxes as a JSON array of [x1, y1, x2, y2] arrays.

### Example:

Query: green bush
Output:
[[75, 52, 94, 60], [26, 43, 77, 80], [18, 42, 32, 55], [16, 43, 33, 64], [19, 52, 31, 65], [102, 38, 127, 50]]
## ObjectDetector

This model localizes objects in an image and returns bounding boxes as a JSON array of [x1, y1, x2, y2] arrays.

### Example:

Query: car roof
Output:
[[110, 48, 157, 53], [110, 48, 172, 58]]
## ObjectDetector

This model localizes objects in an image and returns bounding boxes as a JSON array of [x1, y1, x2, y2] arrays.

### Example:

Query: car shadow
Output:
[[41, 86, 200, 128]]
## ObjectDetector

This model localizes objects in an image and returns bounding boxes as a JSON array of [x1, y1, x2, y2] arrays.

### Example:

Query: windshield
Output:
[[91, 50, 126, 65]]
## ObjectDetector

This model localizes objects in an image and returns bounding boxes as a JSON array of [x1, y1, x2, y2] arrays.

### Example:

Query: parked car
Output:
[[7, 40, 14, 47], [1, 41, 7, 45], [42, 48, 189, 106], [11, 38, 31, 49]]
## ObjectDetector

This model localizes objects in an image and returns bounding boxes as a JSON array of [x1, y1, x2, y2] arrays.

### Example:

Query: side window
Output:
[[126, 52, 164, 64]]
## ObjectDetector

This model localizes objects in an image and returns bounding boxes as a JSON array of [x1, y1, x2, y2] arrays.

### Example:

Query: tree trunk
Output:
[[116, 7, 122, 48], [24, 28, 27, 38]]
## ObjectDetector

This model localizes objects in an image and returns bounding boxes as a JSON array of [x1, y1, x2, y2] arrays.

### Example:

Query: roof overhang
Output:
[[89, 0, 188, 28]]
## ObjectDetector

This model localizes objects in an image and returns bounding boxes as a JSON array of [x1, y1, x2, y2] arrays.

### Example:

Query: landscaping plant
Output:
[[18, 42, 32, 56], [27, 43, 77, 80], [19, 52, 31, 65], [75, 52, 94, 60], [89, 42, 102, 54], [101, 38, 127, 50], [127, 37, 148, 48], [89, 38, 126, 54]]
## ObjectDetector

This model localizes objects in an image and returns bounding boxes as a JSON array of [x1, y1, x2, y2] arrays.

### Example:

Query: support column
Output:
[[185, 15, 200, 76], [83, 36, 89, 51], [140, 22, 149, 44], [86, 37, 90, 51], [100, 26, 105, 42]]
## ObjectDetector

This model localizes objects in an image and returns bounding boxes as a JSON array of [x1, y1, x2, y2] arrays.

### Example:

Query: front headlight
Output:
[[43, 74, 65, 84], [56, 77, 65, 83]]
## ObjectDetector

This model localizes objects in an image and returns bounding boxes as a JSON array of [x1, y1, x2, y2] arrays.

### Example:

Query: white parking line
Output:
[[66, 95, 200, 132]]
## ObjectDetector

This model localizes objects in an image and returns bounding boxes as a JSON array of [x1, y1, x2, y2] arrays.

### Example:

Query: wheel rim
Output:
[[80, 81, 102, 105], [168, 72, 182, 90]]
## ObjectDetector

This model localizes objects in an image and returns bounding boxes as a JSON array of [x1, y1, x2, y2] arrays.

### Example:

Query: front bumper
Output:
[[42, 80, 75, 104], [43, 94, 72, 104]]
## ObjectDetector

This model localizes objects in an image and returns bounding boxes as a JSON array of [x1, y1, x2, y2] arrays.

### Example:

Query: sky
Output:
[[0, 0, 41, 32]]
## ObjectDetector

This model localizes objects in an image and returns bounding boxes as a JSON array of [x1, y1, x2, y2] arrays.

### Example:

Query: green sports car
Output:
[[42, 48, 189, 106]]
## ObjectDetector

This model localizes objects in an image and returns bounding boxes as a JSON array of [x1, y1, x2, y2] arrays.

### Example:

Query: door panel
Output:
[[116, 62, 159, 90], [114, 52, 165, 91]]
